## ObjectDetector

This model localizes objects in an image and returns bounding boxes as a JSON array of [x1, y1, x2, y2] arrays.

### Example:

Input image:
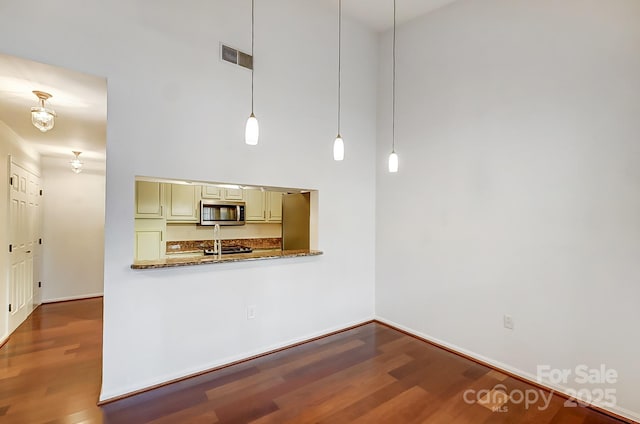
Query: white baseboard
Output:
[[42, 292, 103, 304], [0, 333, 8, 347], [375, 316, 640, 423], [99, 316, 375, 403]]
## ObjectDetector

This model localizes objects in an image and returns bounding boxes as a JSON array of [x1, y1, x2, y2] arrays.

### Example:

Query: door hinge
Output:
[[9, 177, 13, 186], [39, 238, 42, 245], [38, 281, 42, 288], [39, 189, 43, 196], [8, 304, 11, 312], [9, 244, 12, 253]]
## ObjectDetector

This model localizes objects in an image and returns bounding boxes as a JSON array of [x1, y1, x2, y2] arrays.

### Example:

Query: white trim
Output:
[[99, 316, 375, 402], [375, 316, 640, 423], [0, 333, 8, 347], [42, 293, 103, 304], [10, 155, 41, 178]]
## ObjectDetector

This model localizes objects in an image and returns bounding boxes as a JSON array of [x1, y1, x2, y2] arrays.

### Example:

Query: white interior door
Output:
[[8, 161, 37, 333]]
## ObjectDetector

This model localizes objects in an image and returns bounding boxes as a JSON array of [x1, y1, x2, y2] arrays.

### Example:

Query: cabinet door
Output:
[[267, 192, 283, 222], [224, 188, 244, 201], [166, 184, 199, 222], [135, 181, 164, 218], [245, 190, 266, 221], [202, 185, 223, 200], [134, 219, 165, 261]]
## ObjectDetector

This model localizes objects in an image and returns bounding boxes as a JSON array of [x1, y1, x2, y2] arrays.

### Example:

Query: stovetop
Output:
[[204, 245, 253, 255]]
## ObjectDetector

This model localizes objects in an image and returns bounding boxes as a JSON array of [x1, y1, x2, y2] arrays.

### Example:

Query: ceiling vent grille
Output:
[[221, 44, 253, 70]]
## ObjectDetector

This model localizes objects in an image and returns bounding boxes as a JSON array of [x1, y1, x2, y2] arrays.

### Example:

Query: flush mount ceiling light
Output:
[[244, 0, 259, 145], [333, 0, 344, 161], [70, 151, 83, 174], [31, 90, 57, 133], [388, 0, 399, 173]]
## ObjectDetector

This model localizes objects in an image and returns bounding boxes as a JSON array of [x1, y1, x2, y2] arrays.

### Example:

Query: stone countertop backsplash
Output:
[[166, 238, 282, 254]]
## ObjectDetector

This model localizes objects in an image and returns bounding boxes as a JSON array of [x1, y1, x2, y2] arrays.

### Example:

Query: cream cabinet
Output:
[[224, 188, 244, 201], [201, 185, 222, 200], [134, 219, 166, 261], [166, 184, 200, 222], [201, 185, 244, 201], [245, 190, 282, 223], [135, 181, 164, 218], [245, 190, 266, 221], [266, 192, 283, 223]]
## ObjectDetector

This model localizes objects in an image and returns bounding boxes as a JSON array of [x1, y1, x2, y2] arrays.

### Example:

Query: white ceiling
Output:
[[0, 2, 454, 164], [0, 53, 107, 161], [325, 0, 459, 32]]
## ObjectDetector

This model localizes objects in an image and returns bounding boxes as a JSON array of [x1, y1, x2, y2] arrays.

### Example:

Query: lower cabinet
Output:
[[134, 219, 166, 261]]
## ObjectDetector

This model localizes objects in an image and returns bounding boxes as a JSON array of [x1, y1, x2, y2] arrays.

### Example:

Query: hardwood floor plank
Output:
[[353, 385, 434, 424], [0, 299, 630, 424]]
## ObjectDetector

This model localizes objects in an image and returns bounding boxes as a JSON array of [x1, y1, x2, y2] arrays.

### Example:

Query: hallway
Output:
[[0, 298, 103, 423]]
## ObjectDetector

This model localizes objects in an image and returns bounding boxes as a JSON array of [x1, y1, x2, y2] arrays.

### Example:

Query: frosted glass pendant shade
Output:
[[245, 113, 259, 145], [388, 151, 398, 173], [333, 135, 344, 161], [31, 91, 56, 133]]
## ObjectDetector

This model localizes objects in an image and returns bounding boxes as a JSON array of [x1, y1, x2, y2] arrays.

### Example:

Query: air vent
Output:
[[221, 44, 253, 70]]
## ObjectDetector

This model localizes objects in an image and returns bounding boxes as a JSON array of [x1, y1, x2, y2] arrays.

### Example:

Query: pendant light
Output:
[[31, 90, 56, 133], [333, 0, 344, 161], [388, 0, 399, 173], [245, 0, 259, 145]]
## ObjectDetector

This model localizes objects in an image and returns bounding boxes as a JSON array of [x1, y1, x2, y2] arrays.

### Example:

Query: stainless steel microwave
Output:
[[200, 201, 246, 226]]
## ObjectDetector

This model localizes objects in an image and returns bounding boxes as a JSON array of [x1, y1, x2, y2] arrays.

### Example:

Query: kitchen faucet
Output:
[[213, 224, 221, 258]]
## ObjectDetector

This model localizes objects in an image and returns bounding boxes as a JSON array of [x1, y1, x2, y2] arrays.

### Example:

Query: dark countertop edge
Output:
[[131, 250, 323, 270]]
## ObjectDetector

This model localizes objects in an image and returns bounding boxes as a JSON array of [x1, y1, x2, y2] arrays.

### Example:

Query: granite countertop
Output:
[[131, 249, 323, 269]]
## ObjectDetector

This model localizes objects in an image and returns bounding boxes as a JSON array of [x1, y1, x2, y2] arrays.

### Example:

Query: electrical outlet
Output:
[[247, 305, 256, 320], [503, 314, 514, 330]]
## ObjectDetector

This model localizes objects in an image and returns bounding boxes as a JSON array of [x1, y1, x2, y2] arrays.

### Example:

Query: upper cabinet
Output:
[[266, 192, 283, 222], [201, 185, 222, 200], [201, 185, 244, 201], [245, 190, 266, 222], [224, 188, 244, 201], [135, 181, 164, 218], [166, 184, 200, 222], [245, 190, 282, 223], [136, 180, 281, 226]]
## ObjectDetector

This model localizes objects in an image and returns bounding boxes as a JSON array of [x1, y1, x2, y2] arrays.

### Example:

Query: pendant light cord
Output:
[[251, 0, 255, 114], [337, 0, 342, 135], [392, 0, 396, 153]]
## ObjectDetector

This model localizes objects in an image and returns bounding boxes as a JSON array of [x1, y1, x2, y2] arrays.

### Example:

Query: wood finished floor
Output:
[[0, 299, 626, 423]]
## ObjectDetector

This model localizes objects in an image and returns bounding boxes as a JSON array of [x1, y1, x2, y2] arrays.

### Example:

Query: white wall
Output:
[[376, 0, 640, 420], [0, 121, 40, 342], [0, 0, 377, 400], [41, 156, 105, 302]]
